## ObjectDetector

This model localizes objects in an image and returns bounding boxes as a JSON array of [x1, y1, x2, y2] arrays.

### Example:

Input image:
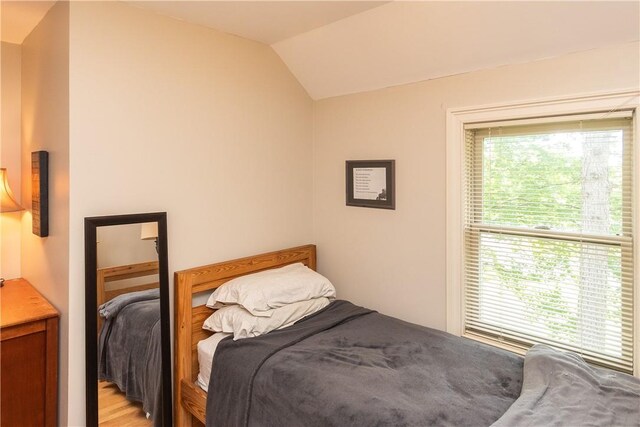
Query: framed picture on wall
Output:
[[346, 160, 395, 210]]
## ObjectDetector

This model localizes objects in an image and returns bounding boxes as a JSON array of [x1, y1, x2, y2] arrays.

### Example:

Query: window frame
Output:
[[445, 90, 640, 377]]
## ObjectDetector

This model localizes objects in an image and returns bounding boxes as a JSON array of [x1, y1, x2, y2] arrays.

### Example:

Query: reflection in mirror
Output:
[[97, 222, 158, 425], [85, 213, 171, 427]]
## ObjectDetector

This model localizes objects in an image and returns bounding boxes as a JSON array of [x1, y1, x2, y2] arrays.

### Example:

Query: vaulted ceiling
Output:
[[272, 1, 640, 99], [127, 1, 389, 45], [2, 1, 639, 100], [1, 0, 56, 44]]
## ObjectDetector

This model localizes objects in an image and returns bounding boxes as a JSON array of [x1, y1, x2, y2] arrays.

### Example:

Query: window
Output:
[[462, 112, 635, 373]]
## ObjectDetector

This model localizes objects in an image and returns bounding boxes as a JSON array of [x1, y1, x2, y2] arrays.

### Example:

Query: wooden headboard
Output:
[[174, 244, 316, 426], [97, 261, 160, 307], [96, 261, 159, 332]]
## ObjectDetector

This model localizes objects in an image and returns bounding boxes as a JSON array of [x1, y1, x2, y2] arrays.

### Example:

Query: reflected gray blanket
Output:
[[492, 344, 640, 427], [99, 288, 159, 319], [98, 291, 162, 426], [207, 300, 523, 427]]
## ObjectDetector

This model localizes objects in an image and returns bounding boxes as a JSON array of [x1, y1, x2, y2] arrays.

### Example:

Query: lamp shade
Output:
[[140, 222, 158, 240], [0, 168, 24, 213]]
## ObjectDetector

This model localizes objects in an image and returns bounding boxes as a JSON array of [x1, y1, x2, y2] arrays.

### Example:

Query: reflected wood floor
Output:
[[98, 381, 152, 426]]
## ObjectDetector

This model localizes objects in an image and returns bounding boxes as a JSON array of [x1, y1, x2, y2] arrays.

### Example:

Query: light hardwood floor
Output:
[[98, 381, 152, 427]]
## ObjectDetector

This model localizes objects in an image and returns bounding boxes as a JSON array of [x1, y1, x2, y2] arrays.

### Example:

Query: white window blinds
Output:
[[463, 112, 635, 373]]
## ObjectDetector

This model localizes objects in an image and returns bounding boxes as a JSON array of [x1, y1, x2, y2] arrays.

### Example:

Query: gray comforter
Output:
[[493, 344, 640, 427], [207, 300, 523, 427], [98, 289, 162, 426]]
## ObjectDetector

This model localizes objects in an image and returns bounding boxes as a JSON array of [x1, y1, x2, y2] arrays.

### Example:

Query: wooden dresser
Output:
[[0, 278, 59, 426]]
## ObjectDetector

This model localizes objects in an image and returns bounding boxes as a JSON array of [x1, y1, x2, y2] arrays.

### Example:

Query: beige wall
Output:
[[20, 2, 70, 425], [66, 2, 313, 423], [1, 42, 22, 279], [97, 223, 159, 291], [312, 42, 640, 330], [97, 223, 158, 269]]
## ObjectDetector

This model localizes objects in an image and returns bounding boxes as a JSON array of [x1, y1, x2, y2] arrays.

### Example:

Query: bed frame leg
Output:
[[175, 270, 194, 427], [175, 402, 193, 427]]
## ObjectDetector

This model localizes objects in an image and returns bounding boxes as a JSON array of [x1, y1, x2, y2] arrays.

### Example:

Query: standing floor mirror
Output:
[[85, 212, 172, 426]]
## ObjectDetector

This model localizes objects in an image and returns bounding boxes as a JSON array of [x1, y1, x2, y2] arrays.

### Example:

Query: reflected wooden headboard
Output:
[[173, 244, 316, 427], [96, 260, 159, 332]]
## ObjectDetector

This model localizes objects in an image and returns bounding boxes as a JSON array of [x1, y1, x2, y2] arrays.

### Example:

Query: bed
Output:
[[97, 261, 163, 424], [175, 245, 320, 426], [174, 245, 640, 427]]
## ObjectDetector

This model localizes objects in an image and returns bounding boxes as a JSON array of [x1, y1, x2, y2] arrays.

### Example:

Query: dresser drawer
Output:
[[0, 279, 59, 427]]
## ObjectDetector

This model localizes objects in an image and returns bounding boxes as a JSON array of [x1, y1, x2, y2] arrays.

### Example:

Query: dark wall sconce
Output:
[[32, 151, 49, 237]]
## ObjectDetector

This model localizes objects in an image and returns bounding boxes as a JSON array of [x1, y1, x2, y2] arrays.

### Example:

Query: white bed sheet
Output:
[[197, 332, 231, 392]]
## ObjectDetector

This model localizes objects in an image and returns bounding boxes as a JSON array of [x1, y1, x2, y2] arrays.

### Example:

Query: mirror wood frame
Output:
[[84, 212, 172, 426]]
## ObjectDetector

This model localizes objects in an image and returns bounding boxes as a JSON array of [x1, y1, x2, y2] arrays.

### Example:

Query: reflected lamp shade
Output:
[[0, 168, 24, 213], [140, 222, 158, 240]]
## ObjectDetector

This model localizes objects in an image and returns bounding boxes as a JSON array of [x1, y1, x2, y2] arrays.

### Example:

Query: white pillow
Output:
[[203, 297, 330, 340], [206, 263, 335, 317], [196, 332, 231, 391]]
